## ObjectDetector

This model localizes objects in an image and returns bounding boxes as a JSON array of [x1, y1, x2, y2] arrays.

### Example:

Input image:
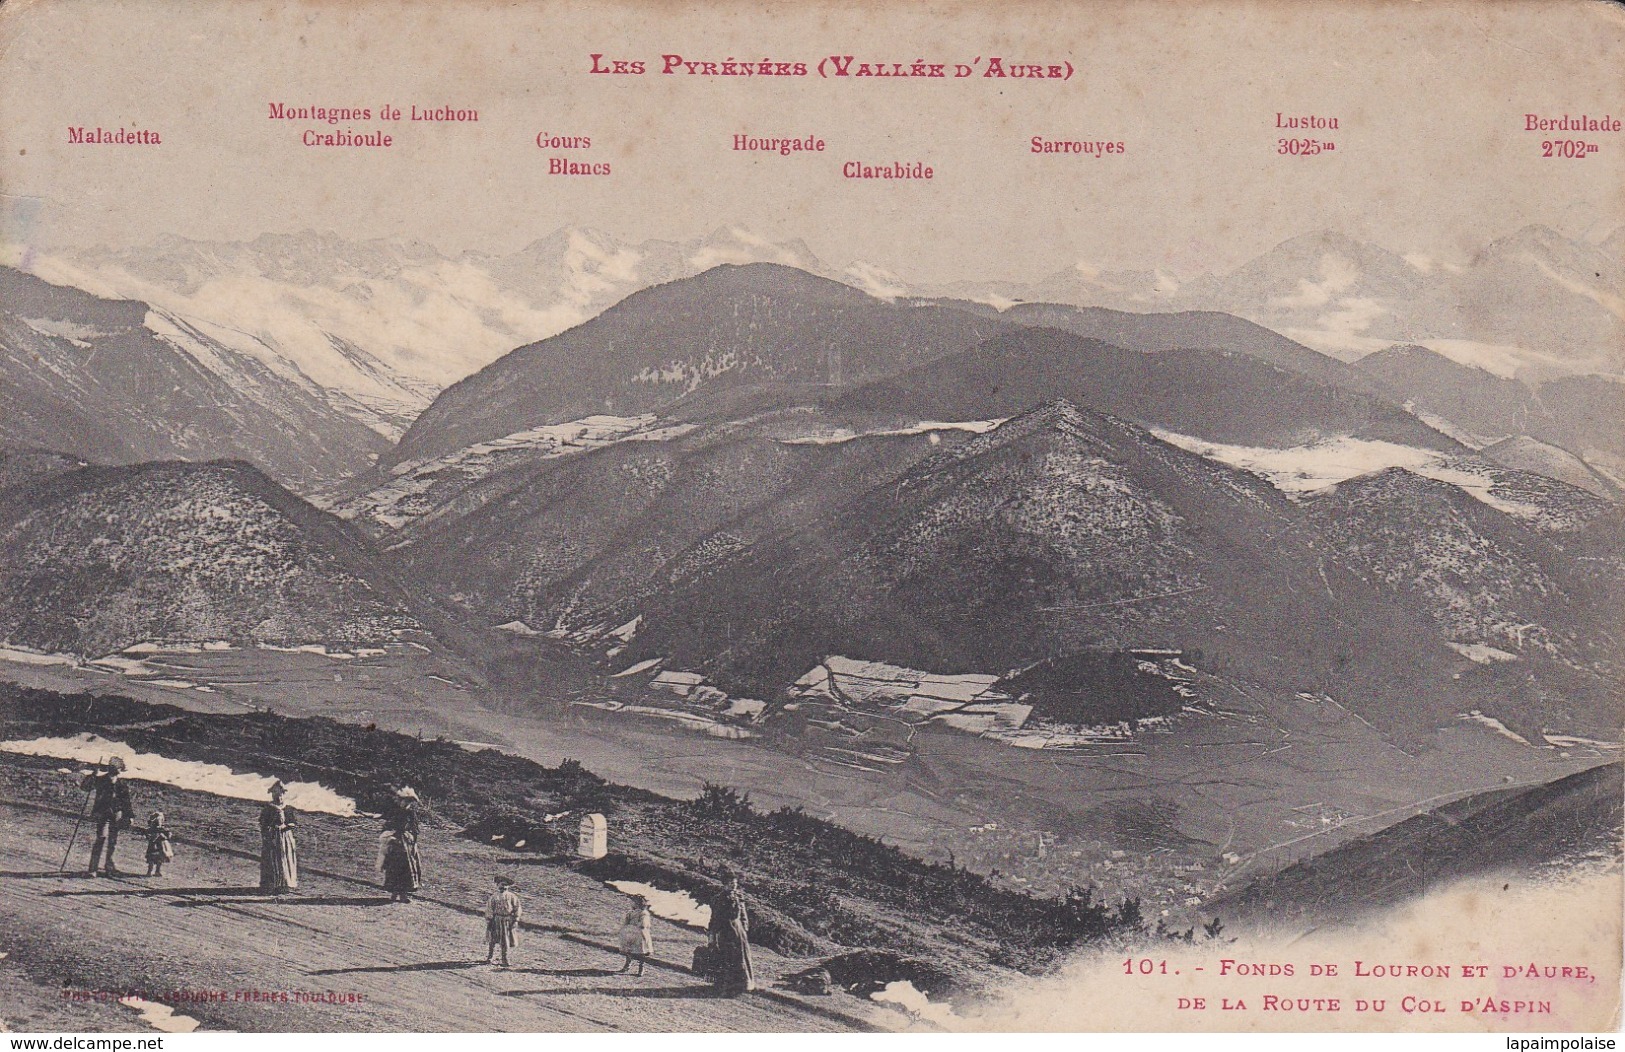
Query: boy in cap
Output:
[[484, 875, 523, 967]]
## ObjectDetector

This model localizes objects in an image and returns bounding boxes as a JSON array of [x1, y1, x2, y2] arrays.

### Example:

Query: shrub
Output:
[[1000, 650, 1187, 725], [819, 950, 959, 997], [460, 810, 569, 855]]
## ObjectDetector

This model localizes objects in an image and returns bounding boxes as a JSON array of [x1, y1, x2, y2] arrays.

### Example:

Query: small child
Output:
[[144, 812, 173, 877], [484, 876, 522, 967], [617, 894, 653, 976]]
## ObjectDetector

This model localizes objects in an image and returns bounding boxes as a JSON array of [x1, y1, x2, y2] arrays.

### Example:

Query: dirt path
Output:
[[0, 773, 893, 1033]]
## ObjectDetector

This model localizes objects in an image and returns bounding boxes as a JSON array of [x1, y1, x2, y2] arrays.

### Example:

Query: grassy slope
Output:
[[1214, 761, 1623, 925], [0, 684, 1143, 986], [0, 460, 422, 656]]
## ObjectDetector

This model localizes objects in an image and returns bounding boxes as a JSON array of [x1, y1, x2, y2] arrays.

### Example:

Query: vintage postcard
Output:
[[0, 0, 1620, 1035]]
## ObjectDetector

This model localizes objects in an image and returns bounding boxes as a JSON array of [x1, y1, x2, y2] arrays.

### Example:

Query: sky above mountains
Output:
[[1, 0, 1621, 284]]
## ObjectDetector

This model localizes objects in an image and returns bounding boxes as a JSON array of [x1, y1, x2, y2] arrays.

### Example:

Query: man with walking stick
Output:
[[78, 758, 134, 876]]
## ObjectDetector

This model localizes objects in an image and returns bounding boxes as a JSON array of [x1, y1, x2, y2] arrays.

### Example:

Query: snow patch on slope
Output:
[[343, 415, 697, 529], [1447, 641, 1519, 665], [1458, 711, 1532, 746], [1150, 430, 1550, 520], [0, 644, 80, 667], [794, 656, 1034, 740], [20, 317, 110, 344], [787, 653, 1189, 750], [18, 248, 565, 421], [780, 419, 1007, 446], [795, 655, 1007, 708], [842, 261, 910, 301], [872, 980, 962, 1028], [118, 997, 201, 1034], [389, 415, 691, 477], [607, 880, 711, 929], [0, 734, 358, 814]]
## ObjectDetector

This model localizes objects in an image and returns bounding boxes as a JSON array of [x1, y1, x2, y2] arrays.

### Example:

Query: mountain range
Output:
[[381, 384, 1619, 741], [7, 223, 1617, 498], [0, 242, 1619, 754], [8, 222, 1618, 438], [1354, 343, 1625, 488], [1009, 227, 1624, 381], [0, 458, 427, 656], [382, 263, 1013, 472], [0, 265, 390, 495], [7, 227, 845, 434]]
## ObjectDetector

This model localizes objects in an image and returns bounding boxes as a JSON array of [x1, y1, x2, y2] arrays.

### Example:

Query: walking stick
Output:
[[58, 757, 102, 872]]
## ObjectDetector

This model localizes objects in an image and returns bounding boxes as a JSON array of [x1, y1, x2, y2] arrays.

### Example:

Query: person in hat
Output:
[[143, 811, 173, 877], [617, 893, 654, 976], [380, 786, 423, 903], [483, 876, 523, 967], [259, 781, 299, 894], [80, 757, 134, 876], [707, 871, 755, 995]]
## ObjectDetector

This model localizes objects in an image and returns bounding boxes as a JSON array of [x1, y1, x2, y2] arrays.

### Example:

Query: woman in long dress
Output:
[[259, 781, 298, 894], [380, 787, 423, 903], [707, 873, 755, 995]]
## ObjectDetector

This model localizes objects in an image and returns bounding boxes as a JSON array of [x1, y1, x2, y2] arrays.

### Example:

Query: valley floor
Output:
[[0, 647, 1614, 924]]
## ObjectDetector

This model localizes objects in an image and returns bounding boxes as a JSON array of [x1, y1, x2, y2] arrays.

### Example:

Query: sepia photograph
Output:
[[0, 0, 1620, 1036]]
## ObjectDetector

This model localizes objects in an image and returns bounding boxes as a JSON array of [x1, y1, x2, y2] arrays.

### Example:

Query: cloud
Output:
[[1271, 253, 1362, 310], [948, 867, 1622, 1032]]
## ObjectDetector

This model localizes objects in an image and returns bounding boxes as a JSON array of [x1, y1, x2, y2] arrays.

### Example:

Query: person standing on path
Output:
[[617, 894, 653, 976], [483, 876, 522, 967], [708, 872, 755, 996], [380, 786, 423, 903], [259, 781, 299, 894], [143, 812, 173, 877], [81, 758, 134, 876]]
